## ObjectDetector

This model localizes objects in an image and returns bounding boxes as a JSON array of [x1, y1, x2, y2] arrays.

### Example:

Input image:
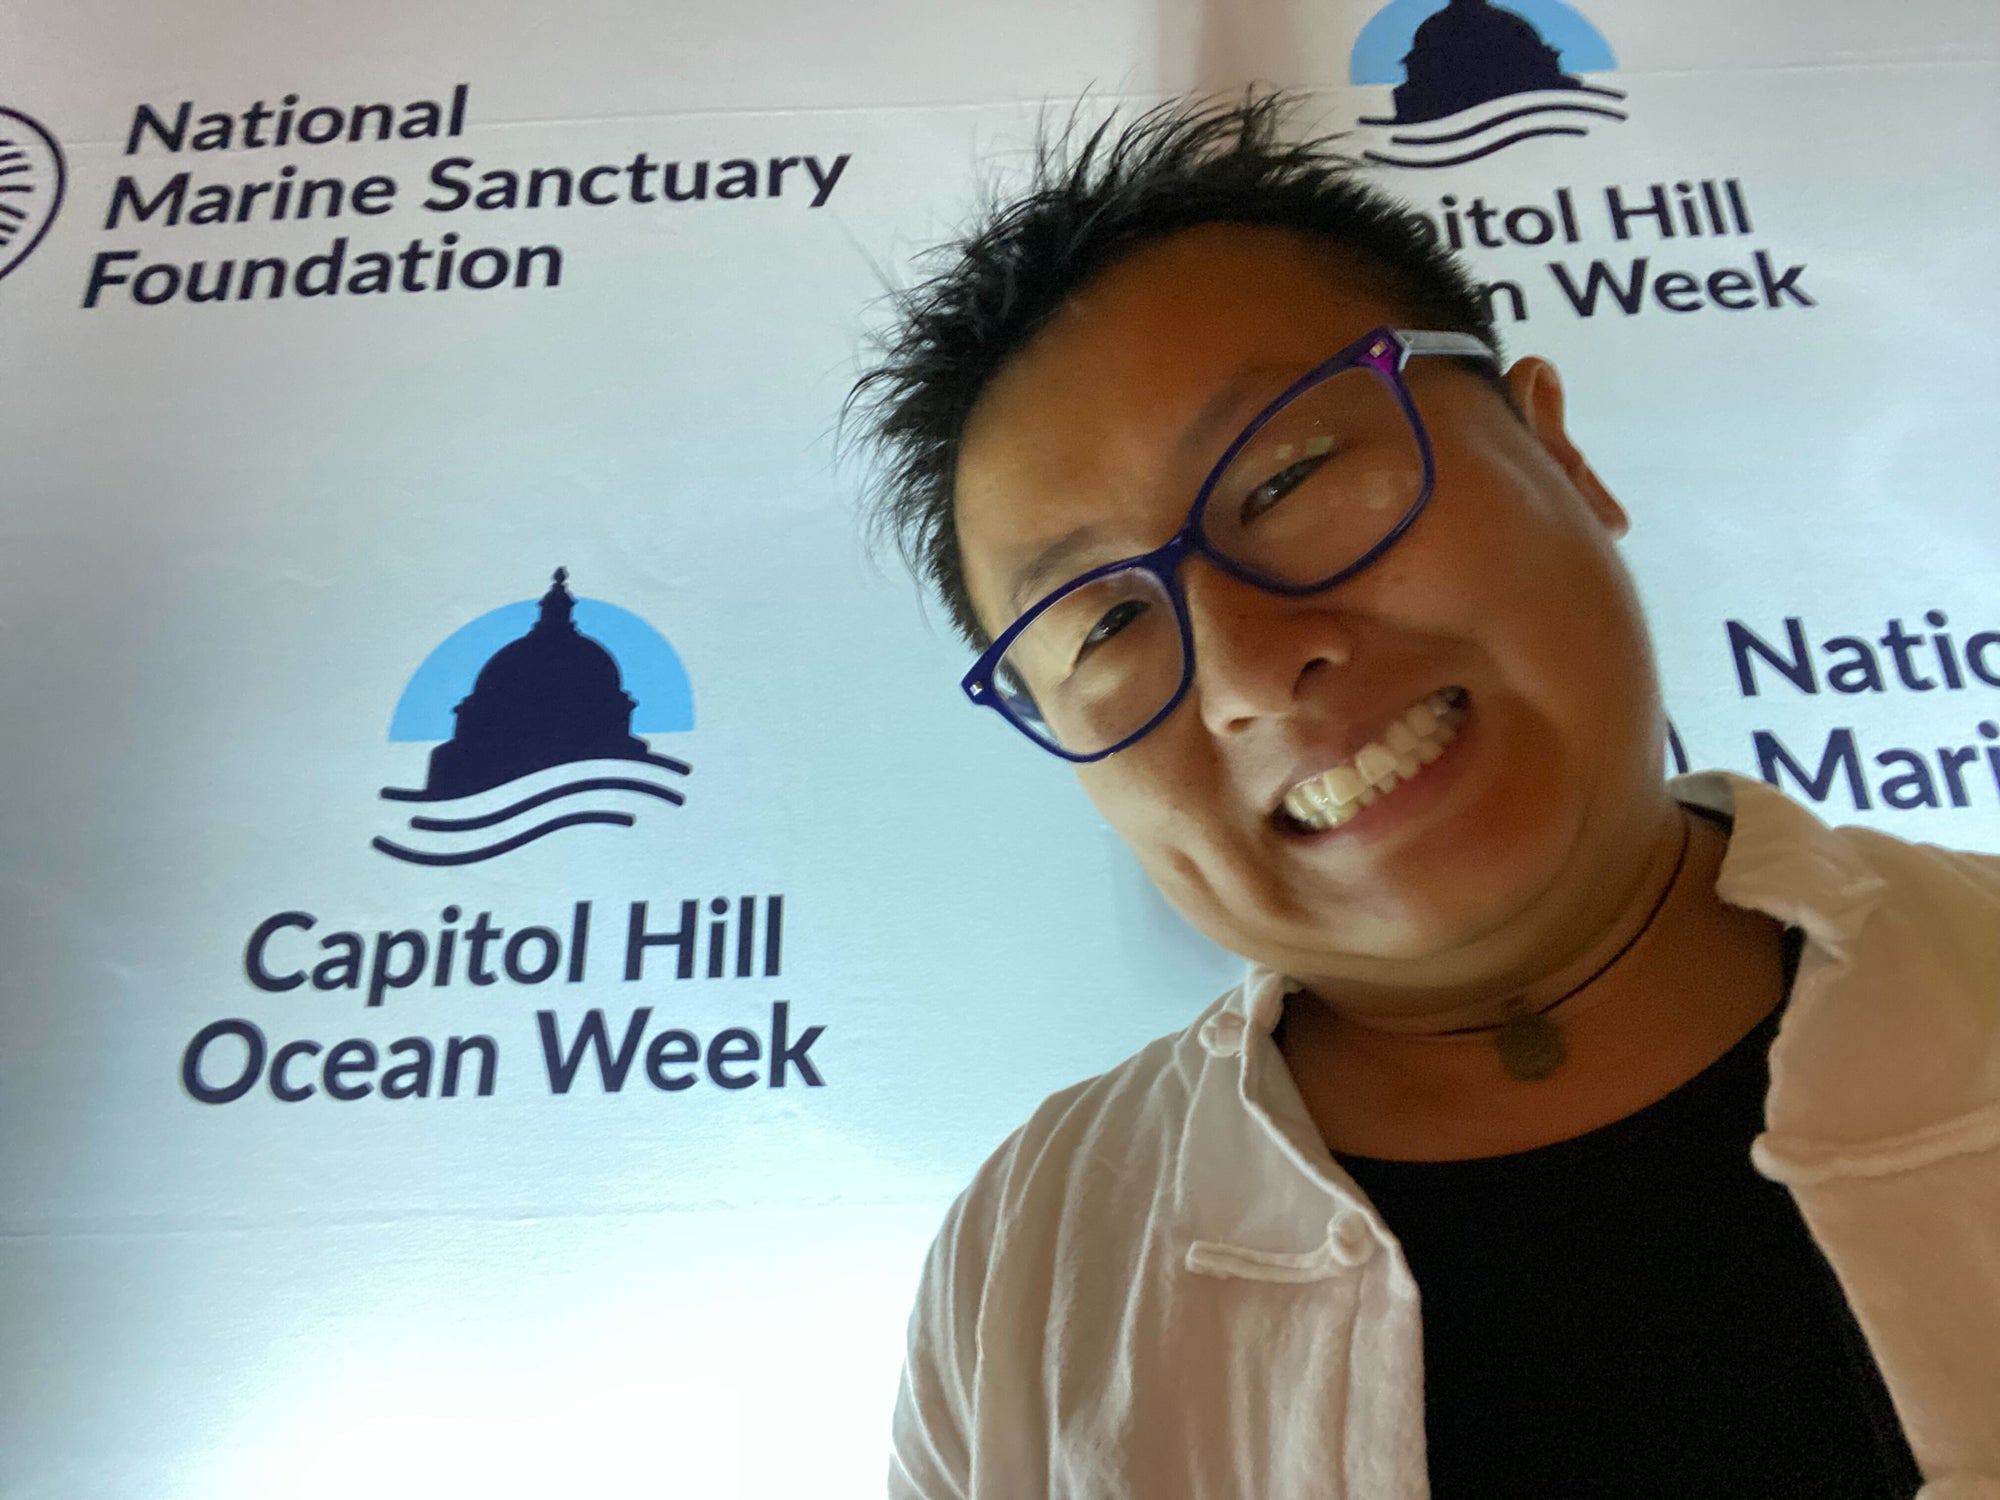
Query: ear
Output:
[[1504, 357, 1628, 538]]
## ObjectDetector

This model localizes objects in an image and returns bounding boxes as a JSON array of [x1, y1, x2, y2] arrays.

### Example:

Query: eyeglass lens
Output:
[[996, 365, 1425, 756]]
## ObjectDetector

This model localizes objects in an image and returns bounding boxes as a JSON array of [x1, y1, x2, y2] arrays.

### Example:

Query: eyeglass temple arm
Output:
[[1394, 329, 1502, 370]]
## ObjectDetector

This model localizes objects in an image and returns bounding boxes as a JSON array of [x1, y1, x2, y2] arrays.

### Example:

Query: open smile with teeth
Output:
[[1279, 688, 1470, 833]]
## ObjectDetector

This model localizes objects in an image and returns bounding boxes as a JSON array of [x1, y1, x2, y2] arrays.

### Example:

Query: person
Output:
[[848, 93, 2000, 1498]]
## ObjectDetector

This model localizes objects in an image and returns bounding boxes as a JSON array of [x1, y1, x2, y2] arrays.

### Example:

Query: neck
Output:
[[1288, 797, 1696, 1036], [1356, 804, 1696, 1038], [1276, 806, 1789, 1160]]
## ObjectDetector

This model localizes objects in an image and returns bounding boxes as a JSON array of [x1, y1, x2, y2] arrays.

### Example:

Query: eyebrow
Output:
[[996, 361, 1306, 618], [1003, 527, 1121, 617], [1180, 362, 1301, 465]]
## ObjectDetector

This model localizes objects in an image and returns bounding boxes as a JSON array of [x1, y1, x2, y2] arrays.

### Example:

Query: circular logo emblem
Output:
[[0, 107, 67, 285]]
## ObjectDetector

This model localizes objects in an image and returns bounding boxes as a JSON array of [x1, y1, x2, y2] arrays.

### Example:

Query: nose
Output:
[[1182, 559, 1353, 735]]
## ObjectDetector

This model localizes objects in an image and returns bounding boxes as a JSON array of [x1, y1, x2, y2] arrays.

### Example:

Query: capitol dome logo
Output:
[[374, 569, 693, 866], [1351, 0, 1626, 170], [0, 106, 66, 285]]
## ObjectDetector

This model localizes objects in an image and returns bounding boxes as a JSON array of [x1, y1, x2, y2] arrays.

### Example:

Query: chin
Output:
[[1280, 802, 1585, 966]]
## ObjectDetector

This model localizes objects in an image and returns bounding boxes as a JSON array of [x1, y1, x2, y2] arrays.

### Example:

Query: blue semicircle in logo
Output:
[[388, 598, 695, 742], [1351, 0, 1616, 85]]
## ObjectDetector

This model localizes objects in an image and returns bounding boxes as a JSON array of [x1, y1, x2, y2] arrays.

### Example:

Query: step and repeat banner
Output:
[[3, 1, 1996, 1494]]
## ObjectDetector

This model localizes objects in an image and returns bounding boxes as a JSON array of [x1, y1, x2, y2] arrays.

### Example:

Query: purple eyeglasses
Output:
[[962, 326, 1499, 762]]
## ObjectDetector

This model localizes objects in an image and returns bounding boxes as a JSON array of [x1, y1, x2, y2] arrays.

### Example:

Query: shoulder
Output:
[[939, 994, 1229, 1263], [1836, 821, 2000, 920], [1683, 772, 2000, 1166], [890, 994, 1237, 1487], [905, 987, 1249, 1341], [1680, 769, 2000, 944]]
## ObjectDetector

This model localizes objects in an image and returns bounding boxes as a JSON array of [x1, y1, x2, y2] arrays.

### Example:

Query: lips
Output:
[[1276, 687, 1469, 833]]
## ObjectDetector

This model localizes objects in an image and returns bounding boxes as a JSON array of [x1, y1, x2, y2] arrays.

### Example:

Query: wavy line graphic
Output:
[[1357, 83, 1628, 170], [1365, 123, 1591, 169], [408, 776, 685, 833], [1356, 82, 1624, 129], [372, 754, 692, 865], [1386, 99, 1626, 146], [373, 810, 636, 867]]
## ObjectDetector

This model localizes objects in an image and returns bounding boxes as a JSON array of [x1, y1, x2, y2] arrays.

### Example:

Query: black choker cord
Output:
[[1448, 810, 1694, 1082]]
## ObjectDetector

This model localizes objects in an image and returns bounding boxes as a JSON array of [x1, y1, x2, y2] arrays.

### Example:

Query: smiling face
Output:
[[954, 225, 1673, 1008]]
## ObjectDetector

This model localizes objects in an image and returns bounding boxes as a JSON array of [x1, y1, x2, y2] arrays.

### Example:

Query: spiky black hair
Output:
[[848, 90, 1503, 647]]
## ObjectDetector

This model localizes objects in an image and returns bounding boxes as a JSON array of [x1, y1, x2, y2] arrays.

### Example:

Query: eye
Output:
[[1239, 452, 1329, 525], [1075, 598, 1149, 662]]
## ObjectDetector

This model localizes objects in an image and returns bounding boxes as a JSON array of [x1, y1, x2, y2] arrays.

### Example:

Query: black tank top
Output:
[[1338, 926, 1922, 1498]]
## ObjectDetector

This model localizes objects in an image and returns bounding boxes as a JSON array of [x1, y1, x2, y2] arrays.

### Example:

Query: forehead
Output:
[[954, 225, 1415, 625]]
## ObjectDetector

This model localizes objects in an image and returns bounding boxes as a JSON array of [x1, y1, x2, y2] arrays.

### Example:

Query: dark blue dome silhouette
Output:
[[420, 568, 653, 799], [1393, 0, 1586, 123]]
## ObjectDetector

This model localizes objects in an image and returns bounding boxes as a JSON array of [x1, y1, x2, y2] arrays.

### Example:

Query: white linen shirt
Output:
[[889, 773, 2000, 1499]]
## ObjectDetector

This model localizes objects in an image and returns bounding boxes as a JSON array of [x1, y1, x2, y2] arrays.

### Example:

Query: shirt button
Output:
[[1199, 1011, 1247, 1057], [1328, 1213, 1376, 1268]]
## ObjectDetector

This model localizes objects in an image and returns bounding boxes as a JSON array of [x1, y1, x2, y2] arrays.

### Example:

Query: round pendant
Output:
[[1495, 1006, 1567, 1082]]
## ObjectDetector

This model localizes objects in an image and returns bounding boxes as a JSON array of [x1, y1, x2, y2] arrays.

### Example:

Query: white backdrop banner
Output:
[[3, 1, 1997, 1495]]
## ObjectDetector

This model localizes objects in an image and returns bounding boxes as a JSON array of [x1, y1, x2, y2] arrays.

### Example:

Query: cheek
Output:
[[1076, 738, 1250, 879], [1086, 793, 1271, 957], [1408, 446, 1635, 651], [1378, 454, 1657, 764], [1077, 761, 1198, 855]]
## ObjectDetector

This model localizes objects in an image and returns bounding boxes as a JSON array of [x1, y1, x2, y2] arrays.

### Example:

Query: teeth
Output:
[[1279, 689, 1467, 833], [1356, 743, 1399, 789], [1324, 764, 1365, 804]]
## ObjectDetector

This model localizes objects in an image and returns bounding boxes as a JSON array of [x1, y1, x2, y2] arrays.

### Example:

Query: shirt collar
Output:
[[1672, 771, 1888, 959], [1186, 773, 1894, 1234], [1196, 967, 1341, 1184]]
